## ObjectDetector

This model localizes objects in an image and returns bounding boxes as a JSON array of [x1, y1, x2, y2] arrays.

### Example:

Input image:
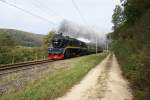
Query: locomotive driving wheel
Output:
[[64, 49, 71, 58]]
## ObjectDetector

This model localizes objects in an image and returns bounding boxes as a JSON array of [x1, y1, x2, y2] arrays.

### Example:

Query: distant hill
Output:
[[0, 28, 45, 47]]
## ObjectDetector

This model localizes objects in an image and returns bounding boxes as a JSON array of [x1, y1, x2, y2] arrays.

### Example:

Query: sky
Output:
[[0, 0, 120, 35]]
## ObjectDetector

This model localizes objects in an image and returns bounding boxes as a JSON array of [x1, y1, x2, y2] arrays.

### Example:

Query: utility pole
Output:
[[12, 55, 14, 64], [96, 36, 98, 54], [106, 39, 109, 52]]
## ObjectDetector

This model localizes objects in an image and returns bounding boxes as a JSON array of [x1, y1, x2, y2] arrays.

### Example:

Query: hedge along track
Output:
[[0, 59, 54, 76]]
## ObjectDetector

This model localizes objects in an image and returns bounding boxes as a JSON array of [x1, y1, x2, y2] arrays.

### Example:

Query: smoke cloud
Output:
[[57, 20, 106, 47]]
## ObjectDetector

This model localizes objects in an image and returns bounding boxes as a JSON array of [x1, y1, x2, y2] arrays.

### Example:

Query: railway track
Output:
[[0, 54, 100, 76], [0, 59, 54, 76]]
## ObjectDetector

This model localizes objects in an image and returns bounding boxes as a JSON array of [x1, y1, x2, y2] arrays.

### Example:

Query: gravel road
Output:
[[57, 54, 133, 100]]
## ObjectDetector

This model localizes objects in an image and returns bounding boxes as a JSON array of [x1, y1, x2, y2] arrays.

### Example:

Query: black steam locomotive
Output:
[[48, 33, 102, 59]]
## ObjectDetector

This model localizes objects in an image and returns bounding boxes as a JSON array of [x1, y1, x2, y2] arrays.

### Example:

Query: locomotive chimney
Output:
[[60, 33, 63, 36]]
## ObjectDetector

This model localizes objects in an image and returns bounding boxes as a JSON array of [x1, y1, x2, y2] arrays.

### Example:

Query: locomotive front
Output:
[[52, 33, 66, 48], [48, 33, 65, 59]]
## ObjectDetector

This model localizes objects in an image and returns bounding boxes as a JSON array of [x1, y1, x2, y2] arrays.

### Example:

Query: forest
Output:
[[111, 0, 150, 99]]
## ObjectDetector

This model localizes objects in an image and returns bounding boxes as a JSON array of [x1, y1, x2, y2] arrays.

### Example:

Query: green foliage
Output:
[[111, 0, 150, 99], [0, 33, 16, 64], [0, 33, 16, 47], [124, 1, 141, 25], [0, 46, 47, 64], [112, 39, 150, 100], [121, 0, 150, 26], [44, 31, 55, 47], [112, 5, 125, 31]]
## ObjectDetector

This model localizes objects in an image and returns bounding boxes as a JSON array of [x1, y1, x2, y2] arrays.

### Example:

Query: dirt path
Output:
[[102, 54, 133, 100], [57, 54, 133, 100]]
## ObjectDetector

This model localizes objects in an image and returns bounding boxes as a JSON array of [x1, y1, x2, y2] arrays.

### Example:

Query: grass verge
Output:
[[1, 53, 106, 100]]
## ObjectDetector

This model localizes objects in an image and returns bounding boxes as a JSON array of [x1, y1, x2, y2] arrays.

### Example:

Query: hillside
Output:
[[0, 28, 45, 47]]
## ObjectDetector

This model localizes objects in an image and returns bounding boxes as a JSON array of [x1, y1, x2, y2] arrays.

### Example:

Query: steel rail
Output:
[[0, 59, 53, 76]]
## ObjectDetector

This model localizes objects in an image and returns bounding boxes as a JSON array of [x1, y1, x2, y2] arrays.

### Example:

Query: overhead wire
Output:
[[0, 0, 57, 26], [1, 0, 95, 31], [71, 0, 95, 34], [71, 0, 88, 26], [71, 0, 99, 52], [31, 0, 65, 20]]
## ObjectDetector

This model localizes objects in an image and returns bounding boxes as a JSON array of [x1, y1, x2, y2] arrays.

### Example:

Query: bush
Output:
[[0, 46, 47, 64]]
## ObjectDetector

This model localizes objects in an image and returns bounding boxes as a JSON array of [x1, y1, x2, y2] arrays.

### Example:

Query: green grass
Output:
[[1, 53, 106, 100]]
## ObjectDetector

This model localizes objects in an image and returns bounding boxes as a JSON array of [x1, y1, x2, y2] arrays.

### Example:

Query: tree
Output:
[[0, 33, 16, 64], [44, 31, 55, 47], [0, 33, 16, 47], [121, 0, 150, 26], [112, 5, 124, 31]]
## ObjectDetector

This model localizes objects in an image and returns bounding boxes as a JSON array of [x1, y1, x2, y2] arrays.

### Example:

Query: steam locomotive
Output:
[[48, 33, 102, 59]]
